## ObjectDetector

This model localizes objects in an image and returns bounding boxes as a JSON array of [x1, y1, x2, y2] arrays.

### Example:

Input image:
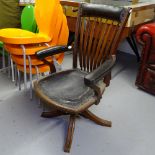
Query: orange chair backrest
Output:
[[48, 4, 64, 45], [57, 14, 69, 45], [47, 7, 69, 64], [52, 14, 69, 64], [34, 0, 60, 39]]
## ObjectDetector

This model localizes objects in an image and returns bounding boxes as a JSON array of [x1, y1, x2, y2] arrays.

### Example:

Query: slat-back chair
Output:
[[34, 3, 130, 153]]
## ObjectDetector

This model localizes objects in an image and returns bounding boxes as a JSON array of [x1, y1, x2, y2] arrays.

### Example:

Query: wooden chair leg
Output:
[[64, 115, 76, 153], [81, 110, 112, 127], [41, 110, 65, 118]]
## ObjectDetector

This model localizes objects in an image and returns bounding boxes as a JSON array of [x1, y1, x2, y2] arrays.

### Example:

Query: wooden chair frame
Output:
[[34, 3, 130, 153]]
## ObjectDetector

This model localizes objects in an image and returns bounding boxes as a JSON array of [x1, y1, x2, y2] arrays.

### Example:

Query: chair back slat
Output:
[[89, 18, 105, 71], [86, 18, 98, 71], [82, 17, 90, 71], [79, 17, 85, 69], [97, 22, 119, 67], [92, 20, 113, 70], [73, 3, 130, 72]]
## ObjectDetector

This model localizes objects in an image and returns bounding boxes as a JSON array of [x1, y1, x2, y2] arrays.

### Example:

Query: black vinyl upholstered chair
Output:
[[34, 3, 130, 153]]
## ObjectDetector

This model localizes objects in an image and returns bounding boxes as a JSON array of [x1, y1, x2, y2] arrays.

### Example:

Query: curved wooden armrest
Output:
[[84, 55, 116, 86]]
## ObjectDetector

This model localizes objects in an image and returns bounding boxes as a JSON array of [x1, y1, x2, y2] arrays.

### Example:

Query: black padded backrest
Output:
[[80, 3, 128, 22]]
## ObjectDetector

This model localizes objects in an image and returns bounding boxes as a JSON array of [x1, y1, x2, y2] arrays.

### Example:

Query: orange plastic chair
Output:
[[0, 0, 59, 87], [5, 13, 68, 98], [0, 0, 59, 44], [5, 14, 68, 73], [4, 11, 68, 99], [0, 0, 69, 91], [4, 6, 65, 70], [0, 5, 37, 71]]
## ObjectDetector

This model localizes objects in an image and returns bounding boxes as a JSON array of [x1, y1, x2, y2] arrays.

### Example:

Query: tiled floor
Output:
[[0, 52, 155, 155]]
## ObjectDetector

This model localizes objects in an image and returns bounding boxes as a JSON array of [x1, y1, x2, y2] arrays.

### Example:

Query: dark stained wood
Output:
[[93, 21, 111, 70], [90, 19, 105, 71], [66, 17, 77, 32], [96, 22, 116, 67], [64, 115, 76, 153], [79, 17, 85, 70], [81, 110, 112, 127], [41, 110, 67, 118], [86, 18, 98, 71], [104, 72, 112, 87], [75, 9, 130, 72], [83, 17, 91, 71], [34, 77, 96, 114], [60, 0, 79, 7], [101, 23, 118, 63]]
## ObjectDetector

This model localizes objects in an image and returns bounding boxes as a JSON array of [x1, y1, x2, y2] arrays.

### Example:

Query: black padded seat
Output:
[[35, 69, 99, 112]]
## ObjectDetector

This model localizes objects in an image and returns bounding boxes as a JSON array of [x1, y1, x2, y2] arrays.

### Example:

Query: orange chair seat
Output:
[[5, 43, 52, 55], [11, 54, 63, 66], [17, 64, 50, 74], [5, 43, 64, 65], [0, 28, 51, 44], [5, 43, 65, 56], [11, 55, 48, 65]]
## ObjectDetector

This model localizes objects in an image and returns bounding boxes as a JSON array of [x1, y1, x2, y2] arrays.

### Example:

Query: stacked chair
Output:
[[0, 0, 69, 98], [1, 5, 37, 79]]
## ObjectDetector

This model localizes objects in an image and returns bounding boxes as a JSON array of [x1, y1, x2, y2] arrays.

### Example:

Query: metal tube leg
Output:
[[8, 54, 11, 78], [35, 66, 40, 81], [28, 56, 33, 100], [38, 98, 41, 108], [2, 47, 6, 69], [10, 58, 15, 82], [21, 45, 27, 89], [17, 69, 21, 91], [35, 66, 42, 106], [64, 115, 76, 153], [14, 64, 18, 86]]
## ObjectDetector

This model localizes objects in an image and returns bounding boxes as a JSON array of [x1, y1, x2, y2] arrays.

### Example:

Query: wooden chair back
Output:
[[73, 3, 130, 72]]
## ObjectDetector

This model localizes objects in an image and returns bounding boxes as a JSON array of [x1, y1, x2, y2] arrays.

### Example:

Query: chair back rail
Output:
[[73, 3, 130, 72]]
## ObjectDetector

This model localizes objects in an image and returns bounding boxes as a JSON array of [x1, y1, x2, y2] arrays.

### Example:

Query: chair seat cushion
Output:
[[36, 69, 96, 112], [0, 28, 51, 44]]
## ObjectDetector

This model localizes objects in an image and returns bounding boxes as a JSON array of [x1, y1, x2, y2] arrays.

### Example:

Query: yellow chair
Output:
[[0, 0, 59, 88], [0, 0, 69, 91], [5, 14, 68, 74], [4, 7, 65, 71], [0, 0, 59, 44], [4, 12, 68, 98], [0, 4, 37, 75]]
